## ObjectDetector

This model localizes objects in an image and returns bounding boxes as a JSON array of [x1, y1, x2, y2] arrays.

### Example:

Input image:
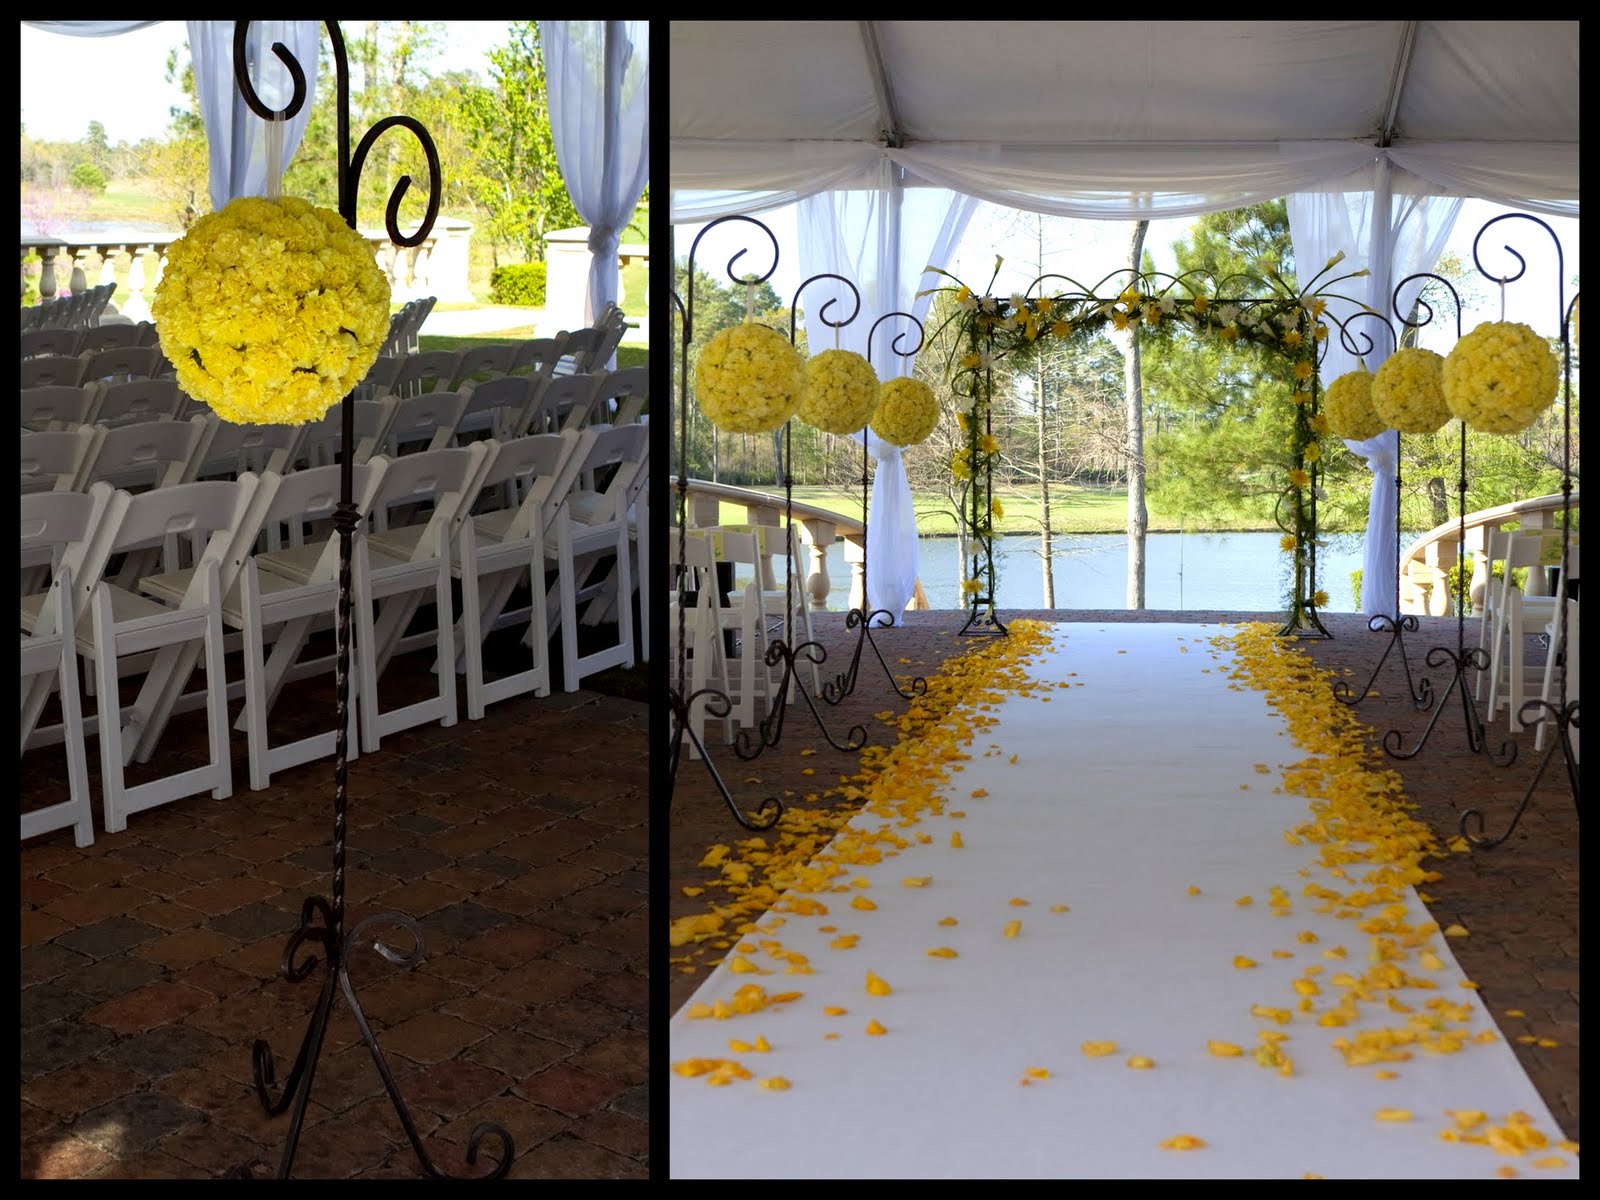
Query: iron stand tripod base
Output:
[[667, 685, 783, 830], [1334, 613, 1432, 708], [730, 638, 868, 760], [820, 608, 928, 704], [227, 897, 514, 1180], [957, 603, 1009, 637], [1458, 699, 1580, 849], [1381, 645, 1516, 767]]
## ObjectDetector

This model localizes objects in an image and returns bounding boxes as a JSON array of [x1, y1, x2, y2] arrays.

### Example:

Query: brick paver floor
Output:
[[668, 608, 1577, 1141], [22, 626, 648, 1180]]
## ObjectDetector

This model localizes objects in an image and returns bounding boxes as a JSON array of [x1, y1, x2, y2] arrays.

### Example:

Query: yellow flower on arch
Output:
[[961, 578, 983, 596], [1280, 534, 1299, 552], [1282, 328, 1304, 349], [1289, 468, 1311, 489]]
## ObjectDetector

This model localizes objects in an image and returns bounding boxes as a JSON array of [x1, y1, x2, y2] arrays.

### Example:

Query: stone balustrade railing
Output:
[[682, 478, 870, 612], [20, 217, 475, 322], [1402, 491, 1580, 616]]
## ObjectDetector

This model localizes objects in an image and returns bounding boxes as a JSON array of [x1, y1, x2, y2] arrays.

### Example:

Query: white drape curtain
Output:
[[794, 161, 978, 622], [1288, 163, 1463, 616], [187, 21, 321, 212], [541, 21, 650, 339], [24, 20, 164, 36]]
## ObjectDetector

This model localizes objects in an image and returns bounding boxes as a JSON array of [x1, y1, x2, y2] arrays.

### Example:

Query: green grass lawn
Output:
[[701, 483, 1277, 535], [419, 333, 646, 373]]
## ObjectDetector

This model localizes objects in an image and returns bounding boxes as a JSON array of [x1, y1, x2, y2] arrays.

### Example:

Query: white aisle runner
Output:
[[668, 623, 1577, 1179]]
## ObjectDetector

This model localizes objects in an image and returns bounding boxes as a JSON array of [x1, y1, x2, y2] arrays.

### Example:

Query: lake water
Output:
[[821, 530, 1399, 614]]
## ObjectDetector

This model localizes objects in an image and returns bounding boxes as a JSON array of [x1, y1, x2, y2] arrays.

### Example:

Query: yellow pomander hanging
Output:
[[152, 195, 392, 426], [1441, 321, 1559, 435], [1370, 348, 1450, 433], [1322, 365, 1386, 441], [798, 348, 880, 435], [870, 376, 940, 447], [694, 323, 805, 434]]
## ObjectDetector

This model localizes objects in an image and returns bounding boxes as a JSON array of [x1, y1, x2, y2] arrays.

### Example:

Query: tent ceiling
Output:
[[671, 20, 1579, 149]]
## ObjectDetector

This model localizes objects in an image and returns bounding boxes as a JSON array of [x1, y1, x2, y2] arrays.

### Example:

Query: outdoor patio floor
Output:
[[21, 629, 648, 1180], [667, 608, 1578, 1144]]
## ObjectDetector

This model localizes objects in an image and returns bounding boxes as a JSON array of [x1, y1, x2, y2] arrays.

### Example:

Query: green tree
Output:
[[69, 162, 107, 193], [459, 22, 578, 266], [84, 120, 109, 173]]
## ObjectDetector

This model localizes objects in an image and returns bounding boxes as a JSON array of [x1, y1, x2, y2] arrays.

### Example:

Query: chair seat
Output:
[[25, 585, 175, 654], [138, 564, 313, 626], [253, 542, 341, 586]]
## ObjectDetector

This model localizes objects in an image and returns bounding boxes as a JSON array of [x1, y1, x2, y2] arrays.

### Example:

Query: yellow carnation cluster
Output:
[[151, 196, 391, 426], [870, 376, 940, 447], [1371, 348, 1450, 434], [798, 349, 879, 435], [1322, 365, 1386, 441], [695, 323, 806, 434], [1441, 321, 1559, 434]]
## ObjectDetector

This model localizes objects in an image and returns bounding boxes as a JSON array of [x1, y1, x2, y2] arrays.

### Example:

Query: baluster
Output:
[[97, 244, 120, 290], [38, 245, 59, 302], [120, 245, 152, 322], [69, 246, 90, 296]]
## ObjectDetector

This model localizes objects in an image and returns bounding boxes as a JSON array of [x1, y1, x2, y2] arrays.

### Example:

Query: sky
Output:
[[20, 21, 517, 146], [676, 199, 1579, 351]]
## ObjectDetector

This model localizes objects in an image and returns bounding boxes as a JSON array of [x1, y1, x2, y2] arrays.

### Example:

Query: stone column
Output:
[[38, 245, 60, 301], [427, 218, 475, 304], [119, 246, 153, 322]]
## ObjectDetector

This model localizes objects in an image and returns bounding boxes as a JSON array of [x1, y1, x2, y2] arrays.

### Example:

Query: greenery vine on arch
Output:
[[922, 251, 1373, 636]]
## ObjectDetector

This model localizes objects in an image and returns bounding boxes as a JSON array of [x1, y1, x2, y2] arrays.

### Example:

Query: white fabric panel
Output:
[[892, 142, 1379, 221], [1397, 21, 1580, 142], [24, 20, 164, 36], [1288, 164, 1462, 616], [796, 173, 977, 623], [188, 20, 321, 212], [670, 142, 888, 222], [541, 21, 651, 335], [1387, 143, 1579, 218]]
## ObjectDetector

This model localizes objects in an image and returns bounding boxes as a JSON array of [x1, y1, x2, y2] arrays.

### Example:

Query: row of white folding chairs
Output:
[[21, 321, 160, 360], [21, 424, 648, 845], [668, 521, 817, 757], [1477, 529, 1580, 751], [20, 283, 118, 332], [21, 345, 176, 390], [382, 296, 437, 358]]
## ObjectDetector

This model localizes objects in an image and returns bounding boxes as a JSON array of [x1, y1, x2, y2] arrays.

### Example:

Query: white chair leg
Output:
[[462, 559, 487, 722], [241, 563, 273, 791], [202, 565, 233, 800], [435, 562, 457, 729], [58, 616, 94, 848], [92, 586, 128, 835]]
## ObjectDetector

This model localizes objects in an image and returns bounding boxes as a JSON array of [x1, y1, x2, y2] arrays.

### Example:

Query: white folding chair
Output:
[[192, 416, 306, 483], [21, 384, 101, 432], [379, 389, 469, 457], [1473, 527, 1514, 700], [81, 345, 164, 386], [21, 355, 89, 389], [90, 378, 184, 427], [298, 397, 396, 471], [450, 343, 517, 390], [346, 445, 488, 750], [22, 427, 103, 495], [668, 528, 736, 756], [450, 376, 535, 447], [21, 328, 83, 358], [509, 334, 567, 383], [79, 322, 152, 353], [1484, 532, 1550, 733], [591, 366, 649, 426], [79, 480, 259, 831], [449, 434, 573, 718], [546, 424, 646, 691], [390, 349, 461, 398], [552, 327, 604, 377], [21, 490, 115, 848], [716, 521, 821, 701], [535, 372, 603, 435]]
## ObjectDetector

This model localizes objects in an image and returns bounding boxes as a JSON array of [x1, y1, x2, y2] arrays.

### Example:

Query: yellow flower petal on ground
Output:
[[1443, 924, 1469, 938], [1207, 1041, 1244, 1058], [938, 916, 959, 926], [851, 895, 878, 912], [1003, 920, 1022, 939], [823, 1006, 847, 1016], [1496, 1167, 1518, 1178], [1126, 1055, 1156, 1069], [1081, 1041, 1118, 1058], [1049, 905, 1070, 913], [1533, 1157, 1567, 1169], [927, 947, 959, 958], [1557, 1141, 1580, 1153], [1323, 946, 1347, 960], [1236, 896, 1254, 907], [1234, 956, 1258, 969], [759, 1076, 790, 1090], [830, 935, 859, 950], [681, 887, 704, 897], [1536, 1037, 1559, 1048], [1297, 931, 1319, 944], [1272, 950, 1294, 959], [1293, 979, 1321, 996], [1188, 885, 1202, 896], [865, 1019, 887, 1035], [1374, 1070, 1398, 1080], [902, 877, 932, 888], [971, 788, 989, 798], [753, 1036, 771, 1052], [951, 832, 965, 849], [1376, 1108, 1413, 1122], [1009, 897, 1029, 907], [1024, 1067, 1050, 1079], [727, 1039, 752, 1053], [1451, 1110, 1489, 1131], [1160, 1135, 1207, 1151], [728, 957, 759, 974], [1504, 1009, 1526, 1018], [865, 971, 893, 997], [1418, 950, 1444, 970]]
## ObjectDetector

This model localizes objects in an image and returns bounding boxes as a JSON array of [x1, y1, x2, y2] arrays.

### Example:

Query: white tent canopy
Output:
[[670, 21, 1579, 617]]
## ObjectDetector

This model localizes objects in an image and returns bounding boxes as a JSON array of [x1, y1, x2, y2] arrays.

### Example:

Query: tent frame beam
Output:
[[1378, 20, 1419, 147], [859, 21, 905, 149]]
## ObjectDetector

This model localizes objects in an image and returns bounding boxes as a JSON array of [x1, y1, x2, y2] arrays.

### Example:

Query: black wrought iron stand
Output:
[[959, 329, 1008, 637], [666, 218, 782, 831], [820, 312, 929, 705], [227, 22, 510, 1179], [1333, 311, 1428, 707], [1456, 216, 1580, 846]]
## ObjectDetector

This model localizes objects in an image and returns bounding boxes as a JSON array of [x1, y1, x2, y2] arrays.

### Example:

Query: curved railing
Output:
[[684, 478, 893, 612], [1401, 492, 1580, 616]]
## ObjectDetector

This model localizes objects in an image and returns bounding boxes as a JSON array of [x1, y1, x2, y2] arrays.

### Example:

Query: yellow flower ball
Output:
[[799, 349, 880, 435], [1370, 348, 1449, 433], [1323, 366, 1386, 441], [152, 196, 391, 425], [1442, 321, 1559, 434], [871, 376, 940, 447], [695, 323, 806, 434]]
